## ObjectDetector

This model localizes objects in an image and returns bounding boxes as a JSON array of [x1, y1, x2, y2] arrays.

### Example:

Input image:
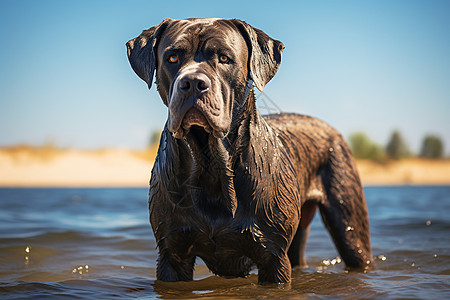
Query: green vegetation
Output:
[[386, 130, 410, 159], [348, 132, 385, 161], [420, 135, 444, 159], [349, 131, 445, 161]]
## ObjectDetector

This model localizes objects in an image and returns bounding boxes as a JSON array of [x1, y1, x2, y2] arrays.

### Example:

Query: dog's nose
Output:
[[178, 73, 211, 96]]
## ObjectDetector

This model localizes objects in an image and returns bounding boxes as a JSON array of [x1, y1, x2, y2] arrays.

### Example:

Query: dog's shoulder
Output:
[[263, 113, 347, 165]]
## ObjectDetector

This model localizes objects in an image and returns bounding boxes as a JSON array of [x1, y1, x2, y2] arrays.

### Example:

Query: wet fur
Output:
[[127, 18, 373, 284]]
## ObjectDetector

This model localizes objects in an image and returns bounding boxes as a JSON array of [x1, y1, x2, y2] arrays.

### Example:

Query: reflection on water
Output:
[[0, 186, 449, 299]]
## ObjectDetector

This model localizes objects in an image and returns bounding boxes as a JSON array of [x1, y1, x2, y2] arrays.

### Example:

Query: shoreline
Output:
[[1, 147, 449, 187]]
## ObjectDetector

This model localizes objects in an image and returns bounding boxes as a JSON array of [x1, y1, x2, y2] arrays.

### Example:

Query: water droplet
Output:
[[378, 255, 387, 261]]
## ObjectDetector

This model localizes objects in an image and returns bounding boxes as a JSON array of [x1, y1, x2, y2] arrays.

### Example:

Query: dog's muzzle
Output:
[[168, 70, 227, 139]]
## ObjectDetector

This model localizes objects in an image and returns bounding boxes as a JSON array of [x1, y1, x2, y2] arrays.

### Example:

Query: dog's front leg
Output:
[[256, 251, 292, 284], [156, 249, 195, 281]]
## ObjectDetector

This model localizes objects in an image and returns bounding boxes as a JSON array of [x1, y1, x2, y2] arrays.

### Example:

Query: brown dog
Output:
[[127, 18, 373, 284]]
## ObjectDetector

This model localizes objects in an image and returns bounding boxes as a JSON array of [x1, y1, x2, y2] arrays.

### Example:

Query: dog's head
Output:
[[127, 18, 284, 140]]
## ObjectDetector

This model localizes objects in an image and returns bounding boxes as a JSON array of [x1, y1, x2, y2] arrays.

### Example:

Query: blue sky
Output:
[[1, 0, 449, 153]]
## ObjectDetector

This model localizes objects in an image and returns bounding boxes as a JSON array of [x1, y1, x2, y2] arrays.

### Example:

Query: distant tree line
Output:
[[349, 131, 445, 161]]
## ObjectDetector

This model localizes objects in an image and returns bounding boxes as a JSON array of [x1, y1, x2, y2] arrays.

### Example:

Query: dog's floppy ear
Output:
[[231, 20, 285, 92], [126, 18, 172, 89]]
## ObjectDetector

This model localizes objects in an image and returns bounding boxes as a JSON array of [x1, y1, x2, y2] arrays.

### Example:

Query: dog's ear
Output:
[[231, 20, 285, 92], [126, 18, 172, 89]]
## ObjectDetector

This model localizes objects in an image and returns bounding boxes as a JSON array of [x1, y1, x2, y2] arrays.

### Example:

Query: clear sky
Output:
[[1, 0, 449, 153]]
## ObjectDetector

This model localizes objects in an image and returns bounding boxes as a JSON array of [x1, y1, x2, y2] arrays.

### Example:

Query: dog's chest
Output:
[[167, 215, 259, 260], [179, 219, 258, 275]]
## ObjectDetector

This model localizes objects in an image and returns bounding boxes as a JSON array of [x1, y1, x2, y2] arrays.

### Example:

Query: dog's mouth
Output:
[[182, 108, 212, 149], [188, 125, 210, 150], [178, 109, 211, 151], [173, 107, 228, 140], [182, 108, 213, 134]]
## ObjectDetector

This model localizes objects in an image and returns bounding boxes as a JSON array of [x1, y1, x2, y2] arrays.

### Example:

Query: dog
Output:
[[126, 18, 373, 284]]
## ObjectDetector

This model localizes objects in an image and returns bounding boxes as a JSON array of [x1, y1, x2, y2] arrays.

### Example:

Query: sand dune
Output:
[[0, 147, 449, 187]]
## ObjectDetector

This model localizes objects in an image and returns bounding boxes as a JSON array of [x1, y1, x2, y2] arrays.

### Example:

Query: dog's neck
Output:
[[181, 90, 259, 218], [158, 89, 276, 219]]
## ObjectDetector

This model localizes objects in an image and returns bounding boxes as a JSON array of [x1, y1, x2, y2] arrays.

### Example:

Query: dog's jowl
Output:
[[127, 18, 373, 284]]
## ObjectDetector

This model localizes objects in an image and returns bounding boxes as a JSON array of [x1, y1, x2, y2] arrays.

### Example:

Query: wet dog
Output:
[[126, 18, 373, 284]]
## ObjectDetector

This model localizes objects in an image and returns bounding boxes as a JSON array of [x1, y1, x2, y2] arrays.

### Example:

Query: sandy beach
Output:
[[0, 147, 155, 187], [356, 158, 450, 186], [0, 146, 449, 187]]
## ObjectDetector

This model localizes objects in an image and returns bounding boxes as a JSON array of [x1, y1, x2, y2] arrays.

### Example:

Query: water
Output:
[[0, 186, 449, 299]]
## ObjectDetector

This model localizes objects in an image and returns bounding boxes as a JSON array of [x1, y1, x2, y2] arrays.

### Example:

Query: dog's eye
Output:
[[219, 55, 229, 64], [168, 55, 178, 63]]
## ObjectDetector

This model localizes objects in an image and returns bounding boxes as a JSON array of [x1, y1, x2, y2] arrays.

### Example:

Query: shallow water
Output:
[[0, 186, 449, 299]]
